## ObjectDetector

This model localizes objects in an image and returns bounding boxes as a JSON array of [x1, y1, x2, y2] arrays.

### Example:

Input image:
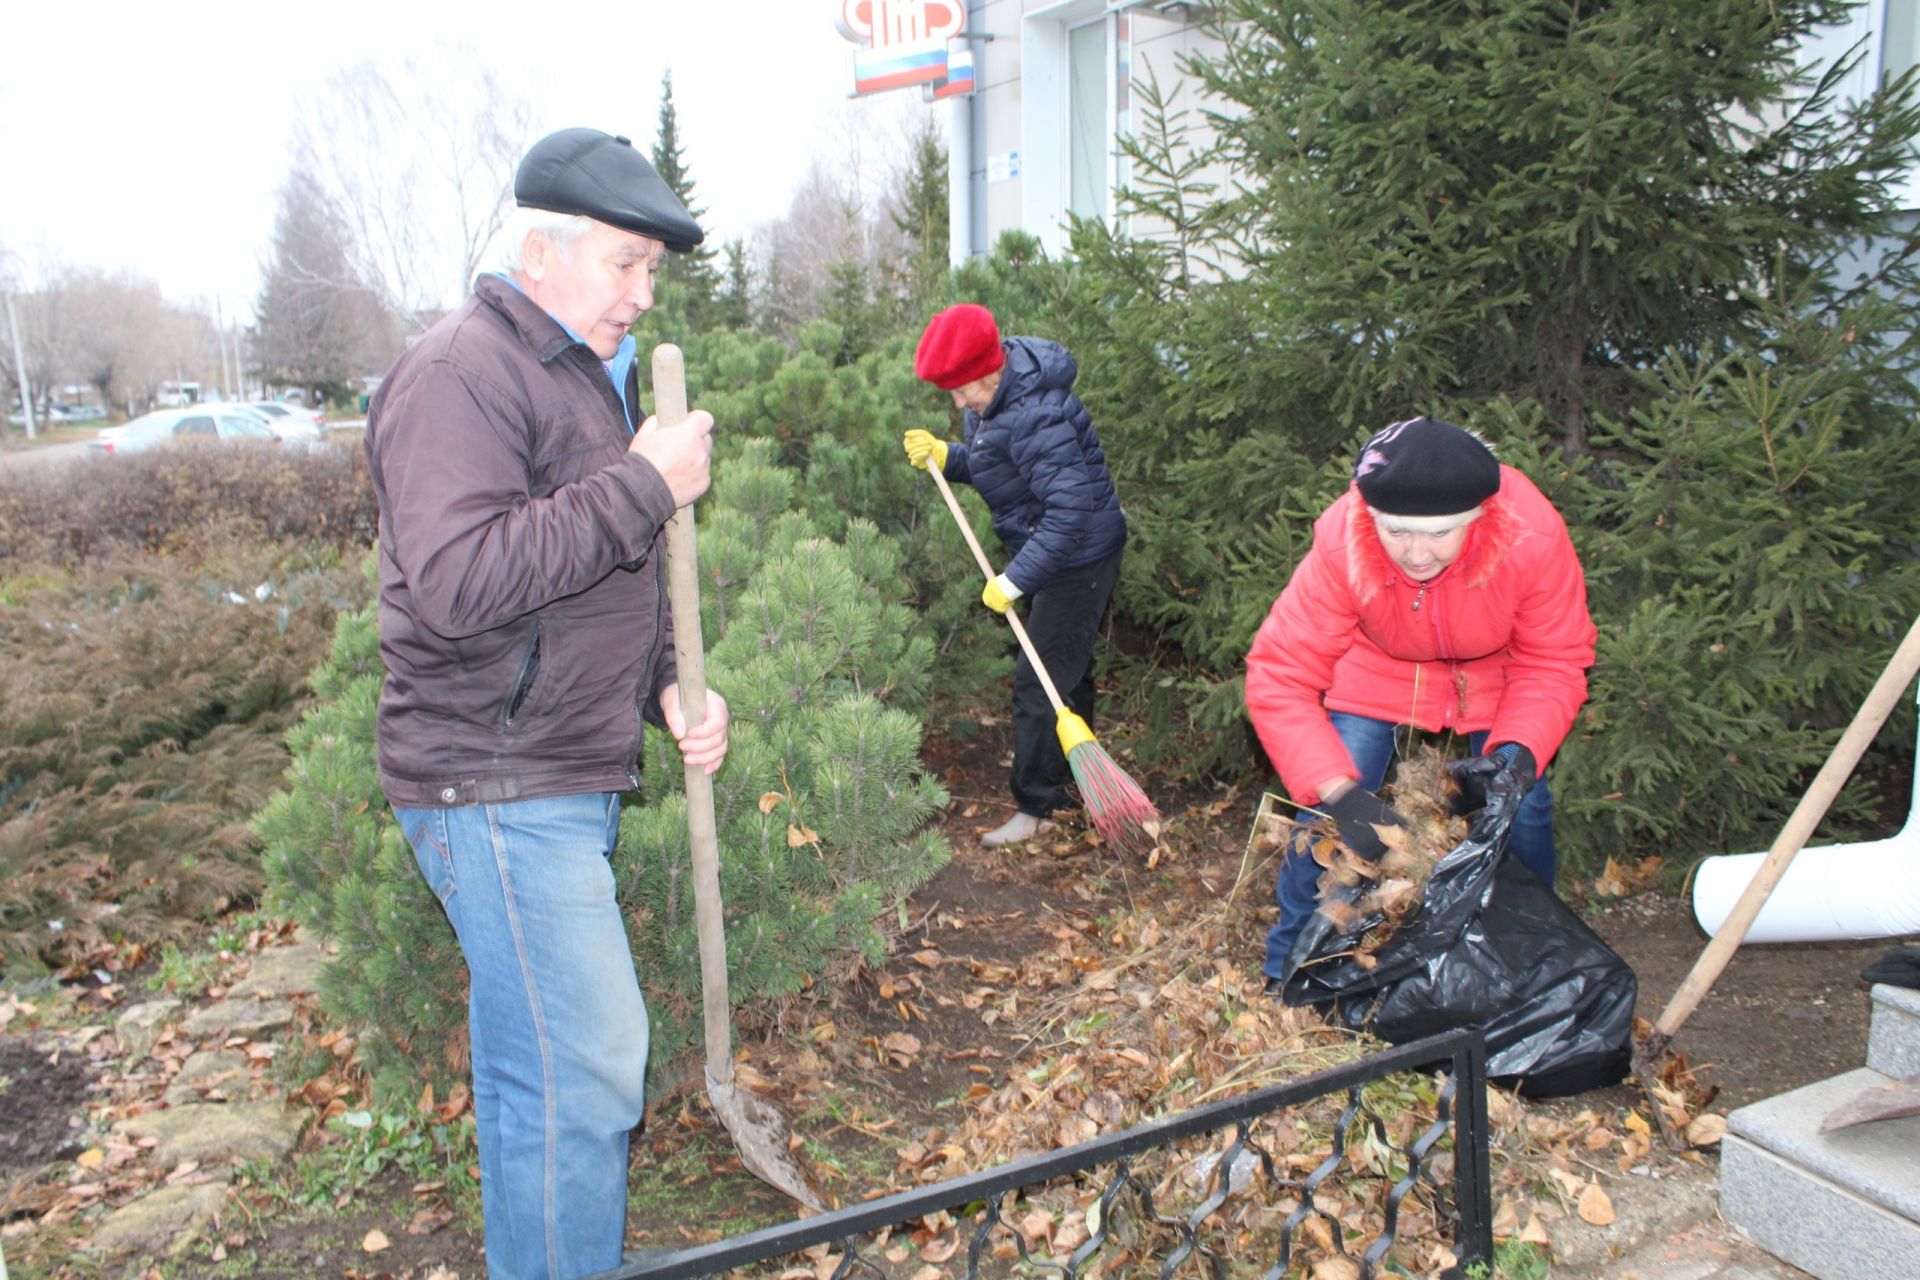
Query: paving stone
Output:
[[224, 938, 327, 1001], [162, 1049, 251, 1105], [1721, 1132, 1920, 1280], [113, 999, 181, 1059], [120, 1100, 305, 1166], [1541, 1162, 1718, 1270], [83, 1179, 231, 1257], [1865, 983, 1920, 1079], [179, 996, 293, 1039]]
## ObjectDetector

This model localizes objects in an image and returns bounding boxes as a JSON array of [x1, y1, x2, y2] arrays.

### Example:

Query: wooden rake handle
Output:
[[652, 343, 734, 1089], [921, 462, 1069, 714]]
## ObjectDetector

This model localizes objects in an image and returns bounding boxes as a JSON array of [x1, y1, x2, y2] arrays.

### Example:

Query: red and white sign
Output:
[[836, 0, 965, 49]]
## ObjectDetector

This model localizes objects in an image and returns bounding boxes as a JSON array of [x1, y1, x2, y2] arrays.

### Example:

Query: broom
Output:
[[921, 462, 1161, 858]]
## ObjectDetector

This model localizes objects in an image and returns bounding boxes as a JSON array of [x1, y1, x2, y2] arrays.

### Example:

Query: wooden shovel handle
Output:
[[653, 343, 733, 1088], [1650, 612, 1920, 1045], [921, 461, 1069, 714]]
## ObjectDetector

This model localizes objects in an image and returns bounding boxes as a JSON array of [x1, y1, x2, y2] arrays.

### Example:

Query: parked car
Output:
[[92, 406, 278, 456], [245, 401, 326, 446]]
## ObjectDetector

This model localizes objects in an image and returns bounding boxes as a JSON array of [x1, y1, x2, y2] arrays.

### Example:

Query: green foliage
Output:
[[1544, 282, 1920, 863], [258, 444, 951, 1100], [650, 70, 724, 333], [888, 117, 951, 308], [275, 1103, 479, 1213], [1189, 0, 1920, 453]]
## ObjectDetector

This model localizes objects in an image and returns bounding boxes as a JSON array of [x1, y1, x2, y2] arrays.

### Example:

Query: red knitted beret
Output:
[[914, 304, 1005, 390]]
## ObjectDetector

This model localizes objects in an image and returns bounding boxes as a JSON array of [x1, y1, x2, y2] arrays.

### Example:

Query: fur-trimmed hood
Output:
[[1345, 485, 1520, 607]]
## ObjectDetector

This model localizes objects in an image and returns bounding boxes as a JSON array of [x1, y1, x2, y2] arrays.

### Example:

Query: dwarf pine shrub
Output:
[[256, 440, 950, 1102]]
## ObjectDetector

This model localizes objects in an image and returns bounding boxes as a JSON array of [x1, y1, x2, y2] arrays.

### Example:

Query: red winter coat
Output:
[[1244, 466, 1595, 805]]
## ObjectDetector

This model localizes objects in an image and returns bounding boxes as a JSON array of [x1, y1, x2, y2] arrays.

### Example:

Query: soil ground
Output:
[[0, 723, 1903, 1279]]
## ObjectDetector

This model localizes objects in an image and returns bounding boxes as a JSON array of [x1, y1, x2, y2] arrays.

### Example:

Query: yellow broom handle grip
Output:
[[923, 462, 1068, 713]]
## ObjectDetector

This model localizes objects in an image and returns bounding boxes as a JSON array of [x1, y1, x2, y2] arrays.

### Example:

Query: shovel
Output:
[[652, 343, 826, 1213]]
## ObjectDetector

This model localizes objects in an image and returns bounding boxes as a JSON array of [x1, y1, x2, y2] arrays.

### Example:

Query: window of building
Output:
[[1068, 19, 1108, 221]]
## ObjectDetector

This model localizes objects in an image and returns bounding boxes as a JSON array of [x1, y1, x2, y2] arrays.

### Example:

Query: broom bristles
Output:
[[1066, 740, 1161, 859]]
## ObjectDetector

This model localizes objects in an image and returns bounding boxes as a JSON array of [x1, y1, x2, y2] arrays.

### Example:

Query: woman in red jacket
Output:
[[1244, 417, 1596, 983]]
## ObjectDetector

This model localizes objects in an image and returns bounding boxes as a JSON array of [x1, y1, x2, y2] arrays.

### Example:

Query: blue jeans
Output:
[[1263, 713, 1557, 981], [395, 793, 648, 1280]]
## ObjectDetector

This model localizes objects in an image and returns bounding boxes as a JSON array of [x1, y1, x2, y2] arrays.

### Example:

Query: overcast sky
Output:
[[0, 1, 936, 321]]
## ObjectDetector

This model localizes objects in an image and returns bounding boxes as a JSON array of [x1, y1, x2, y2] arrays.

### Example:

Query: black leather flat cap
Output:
[[514, 127, 704, 253]]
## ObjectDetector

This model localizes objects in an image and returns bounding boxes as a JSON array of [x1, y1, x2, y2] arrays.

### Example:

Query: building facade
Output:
[[947, 0, 1228, 263]]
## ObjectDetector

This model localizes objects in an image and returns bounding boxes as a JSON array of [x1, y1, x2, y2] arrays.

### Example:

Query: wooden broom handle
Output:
[[1650, 612, 1920, 1044], [922, 461, 1068, 713], [652, 343, 734, 1088]]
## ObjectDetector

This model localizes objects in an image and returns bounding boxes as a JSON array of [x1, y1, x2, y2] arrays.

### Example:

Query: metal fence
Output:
[[588, 1027, 1491, 1280]]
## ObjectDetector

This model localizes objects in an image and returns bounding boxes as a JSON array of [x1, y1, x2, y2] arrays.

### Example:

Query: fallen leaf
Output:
[[74, 1148, 105, 1170], [1518, 1213, 1551, 1247], [1687, 1114, 1728, 1146], [759, 792, 784, 814], [1577, 1180, 1615, 1226], [361, 1228, 391, 1253], [787, 823, 820, 848]]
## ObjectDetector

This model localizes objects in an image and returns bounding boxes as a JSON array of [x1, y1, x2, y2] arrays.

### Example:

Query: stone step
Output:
[[1866, 983, 1920, 1080], [1720, 1068, 1920, 1280]]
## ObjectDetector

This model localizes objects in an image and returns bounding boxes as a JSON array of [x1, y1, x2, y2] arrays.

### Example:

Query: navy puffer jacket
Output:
[[942, 337, 1127, 593]]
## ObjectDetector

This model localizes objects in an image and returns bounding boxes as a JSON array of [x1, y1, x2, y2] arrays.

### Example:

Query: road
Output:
[[0, 423, 366, 471], [0, 439, 95, 469]]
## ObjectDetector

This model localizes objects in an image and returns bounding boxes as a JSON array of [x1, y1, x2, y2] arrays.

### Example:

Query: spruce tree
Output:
[[1187, 0, 1920, 455], [716, 238, 753, 331], [651, 70, 724, 331], [887, 118, 949, 307]]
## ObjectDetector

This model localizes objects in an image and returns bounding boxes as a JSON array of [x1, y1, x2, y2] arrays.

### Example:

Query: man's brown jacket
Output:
[[364, 273, 680, 808]]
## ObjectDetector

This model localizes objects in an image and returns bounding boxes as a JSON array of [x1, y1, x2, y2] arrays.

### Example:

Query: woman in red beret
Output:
[[906, 304, 1128, 848], [1244, 417, 1597, 982]]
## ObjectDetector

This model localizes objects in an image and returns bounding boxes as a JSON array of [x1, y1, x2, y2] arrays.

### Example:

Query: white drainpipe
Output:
[[1693, 687, 1920, 943]]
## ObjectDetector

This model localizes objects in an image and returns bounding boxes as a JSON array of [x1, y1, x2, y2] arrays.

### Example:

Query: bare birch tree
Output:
[[291, 47, 534, 332]]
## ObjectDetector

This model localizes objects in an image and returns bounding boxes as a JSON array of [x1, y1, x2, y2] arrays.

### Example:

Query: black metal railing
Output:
[[591, 1027, 1491, 1280]]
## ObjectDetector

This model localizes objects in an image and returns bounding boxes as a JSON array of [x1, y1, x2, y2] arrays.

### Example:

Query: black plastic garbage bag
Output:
[[1280, 819, 1636, 1099]]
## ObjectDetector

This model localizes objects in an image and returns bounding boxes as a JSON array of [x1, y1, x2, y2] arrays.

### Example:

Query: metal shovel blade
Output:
[[706, 1069, 827, 1212]]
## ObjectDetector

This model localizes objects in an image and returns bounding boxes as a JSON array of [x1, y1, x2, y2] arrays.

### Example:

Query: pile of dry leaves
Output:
[[736, 813, 1729, 1280], [1247, 747, 1471, 970]]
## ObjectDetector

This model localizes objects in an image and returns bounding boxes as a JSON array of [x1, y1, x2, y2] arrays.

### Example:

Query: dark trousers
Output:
[[1010, 550, 1123, 818]]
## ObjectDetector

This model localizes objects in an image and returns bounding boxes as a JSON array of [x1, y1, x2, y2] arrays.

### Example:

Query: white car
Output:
[[246, 401, 327, 445], [92, 406, 279, 456]]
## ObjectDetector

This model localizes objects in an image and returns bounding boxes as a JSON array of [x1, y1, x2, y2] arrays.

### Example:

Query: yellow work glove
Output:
[[981, 573, 1023, 614], [902, 429, 948, 472], [1055, 709, 1095, 756]]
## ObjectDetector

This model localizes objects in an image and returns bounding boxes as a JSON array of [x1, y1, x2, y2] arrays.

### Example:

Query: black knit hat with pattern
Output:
[[1352, 417, 1500, 517]]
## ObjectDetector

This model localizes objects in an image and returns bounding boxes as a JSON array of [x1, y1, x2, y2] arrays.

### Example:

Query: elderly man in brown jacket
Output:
[[364, 128, 725, 1280]]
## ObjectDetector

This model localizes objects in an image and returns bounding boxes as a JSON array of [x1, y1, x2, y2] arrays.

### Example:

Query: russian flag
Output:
[[931, 44, 974, 99], [854, 39, 948, 94]]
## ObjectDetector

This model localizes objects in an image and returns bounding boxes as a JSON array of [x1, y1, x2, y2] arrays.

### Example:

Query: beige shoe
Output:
[[981, 812, 1055, 848]]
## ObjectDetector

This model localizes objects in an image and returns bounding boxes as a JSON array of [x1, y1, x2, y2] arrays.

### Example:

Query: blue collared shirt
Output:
[[489, 272, 637, 432]]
